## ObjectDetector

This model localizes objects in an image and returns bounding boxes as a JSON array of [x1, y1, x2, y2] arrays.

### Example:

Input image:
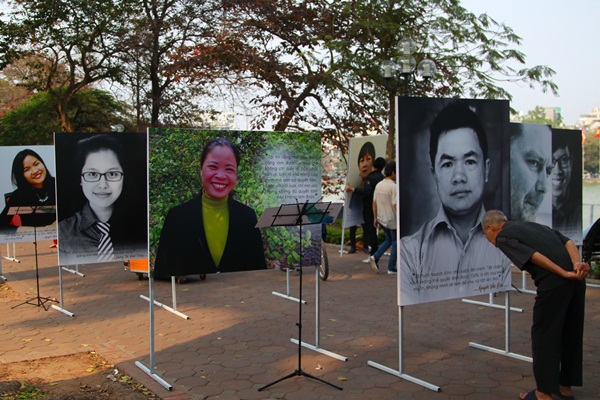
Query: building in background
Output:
[[543, 106, 562, 124], [578, 107, 600, 134]]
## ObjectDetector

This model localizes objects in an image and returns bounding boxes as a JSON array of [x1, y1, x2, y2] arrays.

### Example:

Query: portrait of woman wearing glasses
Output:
[[551, 130, 582, 242], [57, 134, 148, 265]]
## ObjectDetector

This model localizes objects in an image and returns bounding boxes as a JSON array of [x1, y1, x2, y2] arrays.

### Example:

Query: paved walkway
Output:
[[0, 241, 599, 400]]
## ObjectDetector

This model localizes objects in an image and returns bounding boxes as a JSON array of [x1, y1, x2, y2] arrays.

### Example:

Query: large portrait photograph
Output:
[[398, 97, 512, 306], [509, 123, 553, 226], [55, 132, 148, 266], [342, 135, 388, 229], [149, 129, 322, 279], [0, 146, 57, 243], [551, 128, 583, 244]]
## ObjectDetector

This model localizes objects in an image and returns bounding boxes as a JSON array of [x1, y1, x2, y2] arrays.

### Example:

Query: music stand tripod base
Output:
[[12, 296, 57, 311], [258, 368, 342, 391], [256, 200, 343, 392], [7, 211, 59, 312]]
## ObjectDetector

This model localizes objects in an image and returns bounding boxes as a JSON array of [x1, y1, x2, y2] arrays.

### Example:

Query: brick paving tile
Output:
[[1, 241, 600, 399]]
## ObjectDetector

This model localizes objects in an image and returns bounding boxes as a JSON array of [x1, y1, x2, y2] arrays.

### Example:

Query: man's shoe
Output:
[[387, 269, 397, 275], [347, 246, 356, 254], [369, 256, 379, 273], [362, 258, 371, 263]]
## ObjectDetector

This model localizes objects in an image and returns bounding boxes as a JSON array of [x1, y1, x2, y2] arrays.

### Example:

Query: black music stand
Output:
[[256, 200, 343, 391], [9, 205, 58, 311]]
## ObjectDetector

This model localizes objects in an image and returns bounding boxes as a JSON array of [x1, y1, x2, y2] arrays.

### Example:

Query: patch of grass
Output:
[[324, 221, 351, 245], [1, 381, 44, 400], [324, 220, 385, 245]]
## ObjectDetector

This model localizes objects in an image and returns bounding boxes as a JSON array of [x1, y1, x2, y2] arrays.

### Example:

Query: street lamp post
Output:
[[378, 37, 436, 159]]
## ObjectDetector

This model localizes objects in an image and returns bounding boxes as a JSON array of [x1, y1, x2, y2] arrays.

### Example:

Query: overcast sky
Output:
[[460, 0, 599, 126]]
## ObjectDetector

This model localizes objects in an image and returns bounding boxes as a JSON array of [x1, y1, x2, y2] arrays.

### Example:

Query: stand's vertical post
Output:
[[297, 224, 303, 372], [315, 265, 320, 348]]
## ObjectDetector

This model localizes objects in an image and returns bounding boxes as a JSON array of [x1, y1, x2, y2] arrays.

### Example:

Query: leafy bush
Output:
[[324, 221, 386, 247]]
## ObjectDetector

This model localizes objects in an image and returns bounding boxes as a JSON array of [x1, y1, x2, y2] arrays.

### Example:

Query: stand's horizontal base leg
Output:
[[135, 361, 172, 391], [51, 304, 75, 317], [368, 361, 440, 392], [468, 342, 532, 362], [290, 338, 348, 361]]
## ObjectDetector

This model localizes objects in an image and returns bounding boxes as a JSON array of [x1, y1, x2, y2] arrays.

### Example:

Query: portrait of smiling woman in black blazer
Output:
[[153, 137, 266, 279]]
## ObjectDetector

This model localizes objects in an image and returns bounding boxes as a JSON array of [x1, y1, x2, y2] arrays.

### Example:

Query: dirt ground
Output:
[[0, 284, 159, 400]]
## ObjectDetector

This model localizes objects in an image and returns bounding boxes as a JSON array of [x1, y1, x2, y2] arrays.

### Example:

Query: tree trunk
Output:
[[57, 100, 73, 132]]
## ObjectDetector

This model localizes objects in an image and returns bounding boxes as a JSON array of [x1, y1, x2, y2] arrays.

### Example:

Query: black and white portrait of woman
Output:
[[55, 133, 148, 265]]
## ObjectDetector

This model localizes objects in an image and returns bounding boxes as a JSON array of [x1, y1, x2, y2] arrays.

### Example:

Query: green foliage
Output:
[[263, 225, 312, 267], [0, 0, 134, 131], [0, 88, 128, 145], [323, 223, 346, 245], [592, 261, 600, 280], [0, 91, 59, 145], [1, 381, 45, 399], [324, 220, 385, 247], [584, 137, 600, 175], [175, 0, 557, 160], [2, 0, 558, 148]]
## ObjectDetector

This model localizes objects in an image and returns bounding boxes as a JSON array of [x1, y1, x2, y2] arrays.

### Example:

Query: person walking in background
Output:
[[482, 210, 588, 400], [347, 225, 359, 253], [347, 156, 385, 260], [370, 161, 397, 274]]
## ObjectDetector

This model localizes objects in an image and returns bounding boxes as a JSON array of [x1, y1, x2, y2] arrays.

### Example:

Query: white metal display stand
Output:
[[290, 265, 348, 362], [468, 290, 532, 362], [53, 262, 84, 316], [52, 264, 75, 317], [4, 242, 20, 262], [369, 284, 531, 392], [136, 276, 173, 391], [513, 266, 599, 290], [62, 264, 85, 277], [462, 292, 523, 312], [368, 304, 441, 392], [512, 270, 536, 295], [339, 230, 345, 256], [272, 268, 307, 304], [140, 276, 189, 320]]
